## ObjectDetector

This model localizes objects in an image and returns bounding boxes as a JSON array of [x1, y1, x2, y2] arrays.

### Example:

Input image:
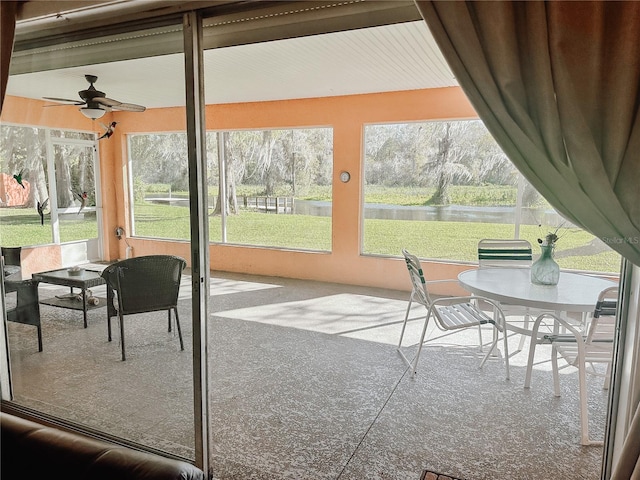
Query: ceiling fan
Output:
[[43, 74, 146, 119]]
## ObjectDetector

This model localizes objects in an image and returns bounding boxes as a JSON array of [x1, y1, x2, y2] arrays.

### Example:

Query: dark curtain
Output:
[[416, 1, 640, 267], [0, 1, 19, 114]]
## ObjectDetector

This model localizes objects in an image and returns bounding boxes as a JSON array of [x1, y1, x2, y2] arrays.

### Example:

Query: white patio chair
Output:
[[524, 286, 617, 445], [478, 238, 537, 352], [397, 249, 510, 380], [478, 238, 533, 269]]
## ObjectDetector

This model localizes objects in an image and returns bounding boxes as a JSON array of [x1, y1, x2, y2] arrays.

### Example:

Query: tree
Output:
[[212, 132, 240, 216], [423, 122, 473, 205], [129, 133, 189, 191], [365, 123, 429, 186], [0, 125, 48, 208]]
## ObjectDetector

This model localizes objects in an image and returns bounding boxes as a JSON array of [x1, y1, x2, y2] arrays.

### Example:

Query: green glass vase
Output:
[[530, 244, 560, 285]]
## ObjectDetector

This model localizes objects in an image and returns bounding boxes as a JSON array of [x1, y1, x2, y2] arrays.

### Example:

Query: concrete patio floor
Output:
[[5, 269, 608, 479]]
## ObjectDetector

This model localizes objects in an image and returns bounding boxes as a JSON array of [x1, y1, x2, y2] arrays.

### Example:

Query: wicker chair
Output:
[[101, 255, 186, 361], [2, 247, 42, 352]]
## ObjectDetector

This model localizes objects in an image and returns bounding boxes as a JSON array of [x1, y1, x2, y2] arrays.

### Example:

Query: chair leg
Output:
[[551, 346, 560, 397], [524, 336, 538, 389], [397, 296, 417, 370], [577, 360, 591, 445], [119, 312, 126, 361], [397, 297, 413, 350], [478, 329, 498, 369], [411, 314, 432, 376], [478, 311, 509, 380], [524, 314, 546, 389], [479, 322, 500, 370], [476, 299, 488, 352], [501, 317, 510, 380], [36, 324, 43, 352], [173, 308, 184, 351], [167, 310, 172, 332], [517, 311, 530, 352]]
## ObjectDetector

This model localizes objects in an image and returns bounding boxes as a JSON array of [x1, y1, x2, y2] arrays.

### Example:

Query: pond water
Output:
[[145, 195, 566, 226], [294, 200, 565, 226]]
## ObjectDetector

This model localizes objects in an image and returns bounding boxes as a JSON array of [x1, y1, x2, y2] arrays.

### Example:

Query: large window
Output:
[[0, 124, 99, 249], [129, 127, 333, 251], [363, 121, 621, 274], [128, 133, 191, 240]]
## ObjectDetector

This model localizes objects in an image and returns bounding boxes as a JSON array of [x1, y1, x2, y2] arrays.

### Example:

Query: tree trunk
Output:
[[430, 123, 452, 205], [212, 132, 239, 216]]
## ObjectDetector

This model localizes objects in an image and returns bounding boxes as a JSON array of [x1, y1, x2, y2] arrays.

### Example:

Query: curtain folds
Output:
[[611, 399, 640, 479], [0, 1, 19, 114], [415, 0, 640, 266]]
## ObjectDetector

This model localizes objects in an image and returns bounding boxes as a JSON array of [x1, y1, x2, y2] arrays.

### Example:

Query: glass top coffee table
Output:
[[32, 267, 107, 328]]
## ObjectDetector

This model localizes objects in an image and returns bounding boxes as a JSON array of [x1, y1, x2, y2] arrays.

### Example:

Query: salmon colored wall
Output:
[[2, 88, 478, 294], [19, 245, 60, 277]]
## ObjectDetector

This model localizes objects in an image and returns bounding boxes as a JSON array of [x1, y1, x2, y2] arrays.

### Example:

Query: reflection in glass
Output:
[[4, 15, 196, 464], [53, 143, 98, 242], [50, 129, 96, 141], [0, 125, 52, 246]]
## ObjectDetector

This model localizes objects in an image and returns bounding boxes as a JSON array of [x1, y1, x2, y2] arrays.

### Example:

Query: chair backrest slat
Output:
[[587, 287, 618, 344], [402, 249, 431, 307], [593, 286, 618, 318], [478, 239, 532, 268]]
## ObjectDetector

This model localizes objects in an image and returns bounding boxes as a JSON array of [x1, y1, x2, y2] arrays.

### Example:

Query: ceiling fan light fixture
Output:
[[80, 107, 106, 119]]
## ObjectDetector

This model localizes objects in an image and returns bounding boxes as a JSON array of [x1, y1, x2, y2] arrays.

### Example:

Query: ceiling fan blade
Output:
[[43, 96, 85, 105], [112, 103, 146, 112], [93, 97, 120, 107], [43, 104, 80, 108], [95, 97, 146, 112]]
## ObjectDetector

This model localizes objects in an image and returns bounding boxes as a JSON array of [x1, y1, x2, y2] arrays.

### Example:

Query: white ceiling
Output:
[[7, 12, 457, 109]]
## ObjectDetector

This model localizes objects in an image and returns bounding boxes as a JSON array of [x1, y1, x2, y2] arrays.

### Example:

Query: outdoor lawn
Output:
[[0, 199, 621, 275]]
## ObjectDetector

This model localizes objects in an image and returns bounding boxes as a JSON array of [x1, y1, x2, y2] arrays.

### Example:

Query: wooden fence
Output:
[[242, 196, 294, 214]]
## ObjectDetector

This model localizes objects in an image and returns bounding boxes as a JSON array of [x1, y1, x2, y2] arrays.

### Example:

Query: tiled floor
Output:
[[6, 270, 608, 479]]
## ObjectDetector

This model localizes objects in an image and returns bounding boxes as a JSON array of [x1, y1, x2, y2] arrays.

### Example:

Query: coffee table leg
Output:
[[81, 289, 88, 328]]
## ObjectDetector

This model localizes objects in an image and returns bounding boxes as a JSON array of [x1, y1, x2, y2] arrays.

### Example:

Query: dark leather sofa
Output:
[[0, 412, 206, 480]]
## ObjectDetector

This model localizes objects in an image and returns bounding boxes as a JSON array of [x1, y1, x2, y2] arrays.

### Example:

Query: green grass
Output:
[[1, 201, 621, 274], [0, 209, 98, 246], [361, 185, 520, 206], [363, 219, 620, 272], [132, 202, 620, 273]]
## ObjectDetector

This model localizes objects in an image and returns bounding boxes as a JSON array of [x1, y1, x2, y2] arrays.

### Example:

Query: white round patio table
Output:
[[458, 267, 617, 335]]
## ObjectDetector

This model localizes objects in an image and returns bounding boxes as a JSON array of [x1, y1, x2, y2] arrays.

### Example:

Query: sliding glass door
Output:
[[1, 13, 198, 463]]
